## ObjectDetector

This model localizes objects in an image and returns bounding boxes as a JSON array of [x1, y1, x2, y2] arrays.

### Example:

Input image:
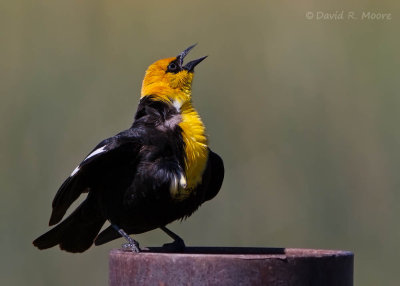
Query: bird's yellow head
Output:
[[140, 44, 207, 101]]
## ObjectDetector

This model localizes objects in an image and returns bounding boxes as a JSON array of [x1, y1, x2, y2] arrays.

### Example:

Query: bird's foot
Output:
[[121, 241, 140, 253], [111, 224, 141, 253], [162, 237, 186, 253]]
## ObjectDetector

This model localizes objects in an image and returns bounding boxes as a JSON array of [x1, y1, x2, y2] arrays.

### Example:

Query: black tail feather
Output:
[[33, 200, 105, 253], [49, 176, 84, 226], [94, 225, 121, 246]]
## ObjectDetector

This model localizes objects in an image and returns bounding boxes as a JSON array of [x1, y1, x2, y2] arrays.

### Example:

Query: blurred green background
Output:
[[1, 0, 399, 285]]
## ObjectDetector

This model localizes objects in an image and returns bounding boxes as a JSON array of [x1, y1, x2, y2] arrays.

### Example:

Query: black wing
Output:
[[202, 149, 224, 202], [49, 130, 141, 226]]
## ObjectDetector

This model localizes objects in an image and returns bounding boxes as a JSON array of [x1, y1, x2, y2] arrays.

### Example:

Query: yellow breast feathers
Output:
[[178, 100, 209, 193]]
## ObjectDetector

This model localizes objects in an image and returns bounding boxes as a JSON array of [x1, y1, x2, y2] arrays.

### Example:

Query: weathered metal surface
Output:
[[109, 247, 353, 286]]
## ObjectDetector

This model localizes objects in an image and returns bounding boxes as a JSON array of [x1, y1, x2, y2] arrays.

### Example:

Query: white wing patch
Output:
[[70, 166, 80, 177], [85, 145, 107, 160], [70, 145, 107, 177]]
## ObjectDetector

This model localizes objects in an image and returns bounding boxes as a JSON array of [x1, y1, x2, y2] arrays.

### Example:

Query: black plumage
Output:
[[33, 97, 224, 253]]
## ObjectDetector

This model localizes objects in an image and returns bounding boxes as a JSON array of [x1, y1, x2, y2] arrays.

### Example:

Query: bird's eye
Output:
[[168, 63, 177, 70], [167, 62, 181, 73]]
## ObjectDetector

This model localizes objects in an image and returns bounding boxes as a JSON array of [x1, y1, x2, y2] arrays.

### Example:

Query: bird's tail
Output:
[[33, 200, 105, 253], [94, 225, 122, 246]]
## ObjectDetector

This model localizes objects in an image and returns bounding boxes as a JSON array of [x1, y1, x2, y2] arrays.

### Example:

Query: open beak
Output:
[[183, 56, 207, 72], [177, 44, 207, 72]]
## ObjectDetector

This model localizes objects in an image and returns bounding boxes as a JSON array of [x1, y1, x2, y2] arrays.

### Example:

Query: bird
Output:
[[32, 44, 224, 253]]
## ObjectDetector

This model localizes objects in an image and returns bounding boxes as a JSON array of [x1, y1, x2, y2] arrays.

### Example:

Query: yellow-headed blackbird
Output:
[[33, 45, 224, 253]]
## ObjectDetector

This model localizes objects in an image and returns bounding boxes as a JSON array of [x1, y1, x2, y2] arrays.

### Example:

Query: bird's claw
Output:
[[122, 242, 140, 253]]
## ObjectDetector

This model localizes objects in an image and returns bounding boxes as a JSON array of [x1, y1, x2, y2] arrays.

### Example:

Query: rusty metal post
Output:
[[109, 247, 353, 286]]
